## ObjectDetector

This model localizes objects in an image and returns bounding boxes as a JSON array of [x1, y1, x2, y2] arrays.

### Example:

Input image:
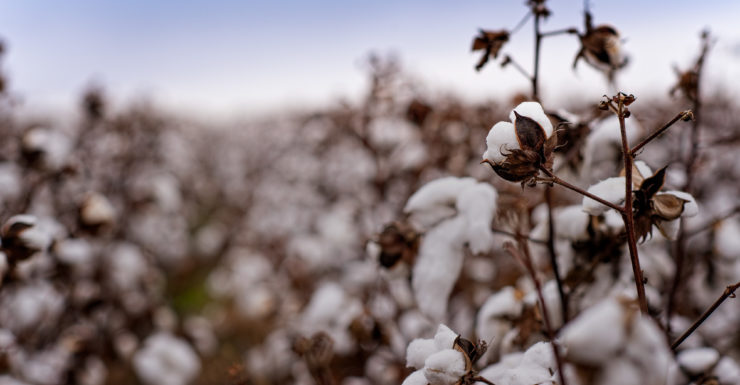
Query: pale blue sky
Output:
[[1, 1, 739, 118]]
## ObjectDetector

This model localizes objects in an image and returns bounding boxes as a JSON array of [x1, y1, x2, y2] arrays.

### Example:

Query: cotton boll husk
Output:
[[406, 338, 437, 369], [455, 182, 497, 254], [412, 217, 466, 320], [582, 177, 626, 215], [559, 298, 626, 365], [404, 177, 477, 215], [433, 324, 458, 351], [510, 102, 554, 138], [423, 349, 467, 385], [659, 191, 698, 217], [401, 370, 427, 385], [677, 347, 720, 375], [483, 121, 518, 163]]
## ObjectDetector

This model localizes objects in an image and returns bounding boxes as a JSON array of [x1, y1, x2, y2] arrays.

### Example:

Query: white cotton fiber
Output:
[[582, 177, 626, 215], [423, 349, 467, 385], [406, 338, 437, 369]]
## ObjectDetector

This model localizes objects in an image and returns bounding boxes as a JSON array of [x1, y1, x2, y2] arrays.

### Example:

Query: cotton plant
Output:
[[401, 177, 498, 320], [402, 324, 488, 385]]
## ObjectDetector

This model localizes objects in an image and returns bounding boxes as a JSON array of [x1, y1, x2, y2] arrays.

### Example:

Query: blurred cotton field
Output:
[[0, 1, 739, 385]]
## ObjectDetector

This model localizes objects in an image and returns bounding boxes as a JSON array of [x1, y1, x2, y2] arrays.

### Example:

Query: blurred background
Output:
[[0, 1, 738, 385]]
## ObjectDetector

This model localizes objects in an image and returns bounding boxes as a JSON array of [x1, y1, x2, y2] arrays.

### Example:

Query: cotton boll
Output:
[[581, 116, 641, 183], [598, 358, 642, 385], [399, 310, 434, 340], [80, 193, 116, 227], [412, 217, 466, 320], [582, 177, 626, 215], [401, 370, 428, 385], [624, 315, 673, 384], [511, 102, 554, 137], [677, 347, 720, 375], [433, 324, 458, 351], [715, 219, 740, 259], [555, 205, 590, 242], [483, 121, 519, 163], [456, 182, 497, 254], [715, 356, 740, 384], [633, 161, 653, 180], [406, 338, 437, 368], [404, 177, 477, 215], [559, 298, 626, 365], [423, 349, 467, 385], [133, 333, 200, 385]]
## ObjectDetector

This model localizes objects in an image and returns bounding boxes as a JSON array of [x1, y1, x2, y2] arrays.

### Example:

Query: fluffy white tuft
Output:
[[582, 177, 626, 215]]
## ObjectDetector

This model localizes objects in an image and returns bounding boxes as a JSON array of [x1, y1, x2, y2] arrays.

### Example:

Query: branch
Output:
[[630, 110, 693, 156], [504, 240, 568, 385], [539, 167, 625, 213], [614, 94, 649, 315], [671, 281, 740, 350], [545, 188, 568, 322]]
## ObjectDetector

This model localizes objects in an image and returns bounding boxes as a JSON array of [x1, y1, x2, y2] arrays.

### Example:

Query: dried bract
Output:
[[472, 29, 510, 71]]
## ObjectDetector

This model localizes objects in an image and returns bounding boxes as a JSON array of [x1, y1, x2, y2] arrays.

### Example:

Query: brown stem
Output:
[[545, 187, 569, 322], [532, 13, 542, 101], [671, 281, 740, 350], [472, 376, 497, 385], [616, 95, 649, 314], [503, 55, 533, 82], [667, 33, 712, 333], [539, 167, 625, 213], [630, 110, 692, 156], [491, 227, 547, 245], [541, 27, 579, 37], [504, 239, 568, 385]]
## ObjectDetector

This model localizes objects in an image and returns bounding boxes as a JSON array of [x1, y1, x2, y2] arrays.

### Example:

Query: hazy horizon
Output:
[[1, 0, 739, 119]]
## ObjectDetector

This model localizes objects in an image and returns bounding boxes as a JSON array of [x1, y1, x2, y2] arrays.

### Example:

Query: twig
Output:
[[539, 167, 625, 213], [613, 94, 649, 314], [630, 110, 692, 156], [510, 12, 532, 35], [671, 281, 740, 350], [541, 28, 579, 38], [504, 239, 568, 385], [532, 12, 542, 100], [491, 227, 547, 245], [502, 55, 533, 82], [472, 376, 497, 385], [545, 188, 569, 322]]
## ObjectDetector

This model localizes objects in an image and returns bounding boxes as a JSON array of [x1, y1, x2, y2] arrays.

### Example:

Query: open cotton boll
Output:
[[433, 324, 458, 351], [659, 191, 698, 217], [715, 357, 740, 384], [582, 177, 626, 215], [581, 115, 641, 182], [406, 338, 438, 369], [478, 343, 556, 385], [559, 298, 626, 365], [715, 219, 740, 259], [510, 102, 554, 138], [401, 370, 428, 385], [412, 217, 466, 320], [456, 182, 497, 254], [623, 315, 673, 384], [634, 160, 653, 181], [423, 349, 467, 385], [404, 177, 477, 214], [483, 121, 519, 163], [525, 281, 563, 328], [677, 347, 720, 375]]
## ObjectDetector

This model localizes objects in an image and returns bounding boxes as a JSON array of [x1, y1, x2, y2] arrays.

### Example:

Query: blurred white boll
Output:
[[133, 332, 201, 385], [79, 193, 116, 227]]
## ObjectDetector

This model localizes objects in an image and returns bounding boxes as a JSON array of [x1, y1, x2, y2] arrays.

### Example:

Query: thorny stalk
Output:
[[630, 110, 693, 156], [671, 281, 740, 350], [613, 94, 649, 314], [504, 239, 568, 385]]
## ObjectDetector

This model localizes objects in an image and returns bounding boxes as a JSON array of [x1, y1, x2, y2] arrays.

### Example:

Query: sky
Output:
[[0, 0, 739, 119]]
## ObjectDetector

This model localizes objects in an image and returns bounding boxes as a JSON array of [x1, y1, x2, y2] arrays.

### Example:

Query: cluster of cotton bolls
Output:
[[0, 41, 738, 385]]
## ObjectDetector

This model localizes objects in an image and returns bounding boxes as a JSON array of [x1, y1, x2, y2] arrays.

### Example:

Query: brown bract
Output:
[[573, 19, 627, 83], [472, 29, 510, 71], [376, 221, 419, 269], [624, 165, 689, 240], [482, 112, 557, 188]]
